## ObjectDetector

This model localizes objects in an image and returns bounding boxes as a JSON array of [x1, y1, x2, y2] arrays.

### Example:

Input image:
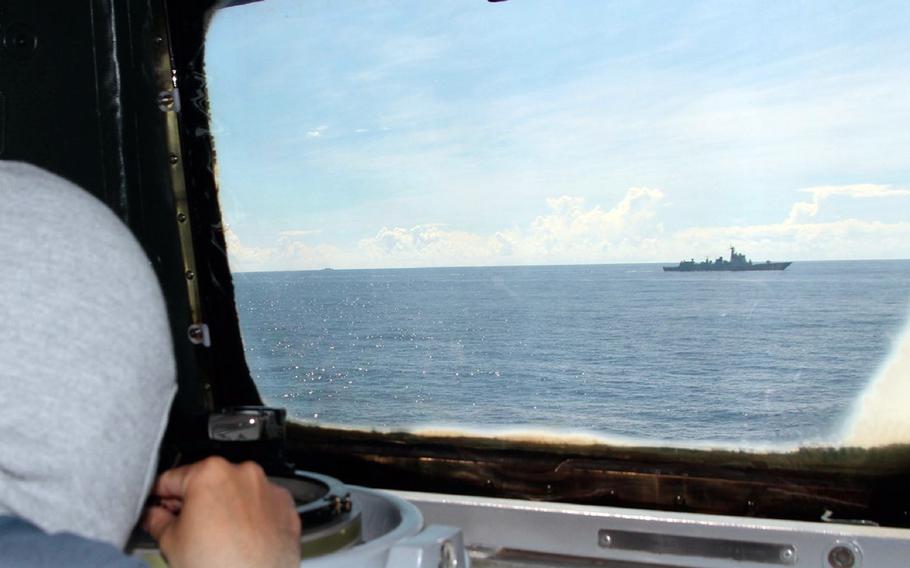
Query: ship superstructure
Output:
[[663, 247, 791, 272]]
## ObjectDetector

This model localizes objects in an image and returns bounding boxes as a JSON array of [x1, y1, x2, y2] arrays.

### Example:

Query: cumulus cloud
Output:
[[224, 226, 347, 272], [224, 226, 275, 266], [356, 187, 665, 267], [225, 183, 910, 271], [785, 184, 910, 224], [524, 188, 665, 260], [358, 224, 500, 266], [675, 219, 910, 262], [672, 183, 910, 261], [279, 229, 322, 239]]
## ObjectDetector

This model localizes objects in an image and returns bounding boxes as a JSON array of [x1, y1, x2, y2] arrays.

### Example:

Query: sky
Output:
[[205, 0, 910, 272]]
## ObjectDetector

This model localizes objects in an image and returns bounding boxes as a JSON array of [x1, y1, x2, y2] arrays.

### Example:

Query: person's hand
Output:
[[142, 456, 301, 568]]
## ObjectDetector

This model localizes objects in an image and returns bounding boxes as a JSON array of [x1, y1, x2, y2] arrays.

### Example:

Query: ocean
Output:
[[233, 260, 910, 449]]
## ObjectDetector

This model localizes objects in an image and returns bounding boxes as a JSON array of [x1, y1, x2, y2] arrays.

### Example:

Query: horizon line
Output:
[[230, 256, 910, 275]]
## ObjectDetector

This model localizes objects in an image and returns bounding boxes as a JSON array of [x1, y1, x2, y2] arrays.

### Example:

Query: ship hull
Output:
[[663, 262, 791, 272]]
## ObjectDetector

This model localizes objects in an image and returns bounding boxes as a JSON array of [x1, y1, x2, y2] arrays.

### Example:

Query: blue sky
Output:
[[205, 0, 910, 271]]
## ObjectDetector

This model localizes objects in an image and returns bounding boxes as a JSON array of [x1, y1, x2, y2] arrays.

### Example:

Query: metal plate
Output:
[[599, 529, 796, 565]]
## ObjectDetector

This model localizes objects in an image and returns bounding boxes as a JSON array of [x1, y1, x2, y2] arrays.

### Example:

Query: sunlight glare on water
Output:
[[235, 261, 910, 450]]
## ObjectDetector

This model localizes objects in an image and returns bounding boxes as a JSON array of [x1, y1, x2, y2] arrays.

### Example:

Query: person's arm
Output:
[[143, 456, 301, 568]]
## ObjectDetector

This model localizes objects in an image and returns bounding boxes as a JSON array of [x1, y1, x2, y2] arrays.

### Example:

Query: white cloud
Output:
[[669, 183, 910, 261], [355, 187, 666, 267], [786, 184, 910, 224], [674, 219, 910, 262], [279, 229, 322, 239], [524, 188, 665, 260], [224, 226, 347, 272], [305, 125, 328, 139], [358, 224, 503, 267], [225, 183, 910, 271], [224, 227, 275, 266]]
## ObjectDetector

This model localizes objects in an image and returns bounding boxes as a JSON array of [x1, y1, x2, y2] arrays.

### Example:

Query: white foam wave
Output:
[[296, 419, 809, 453], [409, 424, 802, 452], [842, 315, 910, 447]]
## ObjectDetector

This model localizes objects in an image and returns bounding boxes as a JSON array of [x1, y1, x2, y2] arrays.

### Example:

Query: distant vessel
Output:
[[663, 247, 791, 272]]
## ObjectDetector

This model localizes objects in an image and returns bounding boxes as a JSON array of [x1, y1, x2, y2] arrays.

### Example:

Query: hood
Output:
[[0, 161, 177, 547]]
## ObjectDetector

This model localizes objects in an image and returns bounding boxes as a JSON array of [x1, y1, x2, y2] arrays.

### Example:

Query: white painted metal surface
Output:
[[396, 490, 910, 567]]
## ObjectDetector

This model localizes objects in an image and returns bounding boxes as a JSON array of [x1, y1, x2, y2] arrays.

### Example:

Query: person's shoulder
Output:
[[0, 516, 147, 568]]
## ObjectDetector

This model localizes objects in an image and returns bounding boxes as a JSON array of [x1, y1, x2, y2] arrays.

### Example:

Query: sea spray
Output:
[[843, 316, 910, 447]]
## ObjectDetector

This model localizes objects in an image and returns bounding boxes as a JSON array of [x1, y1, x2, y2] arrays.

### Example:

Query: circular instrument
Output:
[[270, 471, 363, 558]]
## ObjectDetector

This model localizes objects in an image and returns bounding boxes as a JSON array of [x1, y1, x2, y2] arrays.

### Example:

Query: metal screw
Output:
[[779, 546, 796, 563], [598, 532, 612, 548], [158, 91, 175, 111], [176, 212, 187, 223], [325, 495, 342, 515], [439, 541, 458, 568], [828, 545, 856, 568], [185, 270, 195, 280], [188, 324, 210, 347], [154, 36, 164, 45], [168, 153, 179, 165], [4, 23, 38, 61], [673, 495, 686, 507]]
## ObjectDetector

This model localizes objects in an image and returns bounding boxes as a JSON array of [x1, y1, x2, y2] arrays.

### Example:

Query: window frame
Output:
[[160, 0, 910, 529]]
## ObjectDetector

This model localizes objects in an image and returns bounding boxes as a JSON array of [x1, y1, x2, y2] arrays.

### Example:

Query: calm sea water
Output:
[[234, 261, 910, 448]]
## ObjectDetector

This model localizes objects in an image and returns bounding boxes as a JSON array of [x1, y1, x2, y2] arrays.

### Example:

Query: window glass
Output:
[[205, 0, 910, 450]]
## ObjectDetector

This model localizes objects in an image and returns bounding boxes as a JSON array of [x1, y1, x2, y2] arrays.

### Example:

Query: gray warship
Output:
[[663, 247, 791, 272]]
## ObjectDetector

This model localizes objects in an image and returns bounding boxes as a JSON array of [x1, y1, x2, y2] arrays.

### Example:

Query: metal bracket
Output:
[[385, 525, 468, 568], [821, 510, 878, 527], [598, 529, 797, 565], [207, 406, 286, 442], [149, 1, 204, 331]]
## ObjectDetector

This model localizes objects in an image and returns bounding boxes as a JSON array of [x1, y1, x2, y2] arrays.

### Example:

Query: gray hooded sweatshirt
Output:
[[0, 162, 177, 552]]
